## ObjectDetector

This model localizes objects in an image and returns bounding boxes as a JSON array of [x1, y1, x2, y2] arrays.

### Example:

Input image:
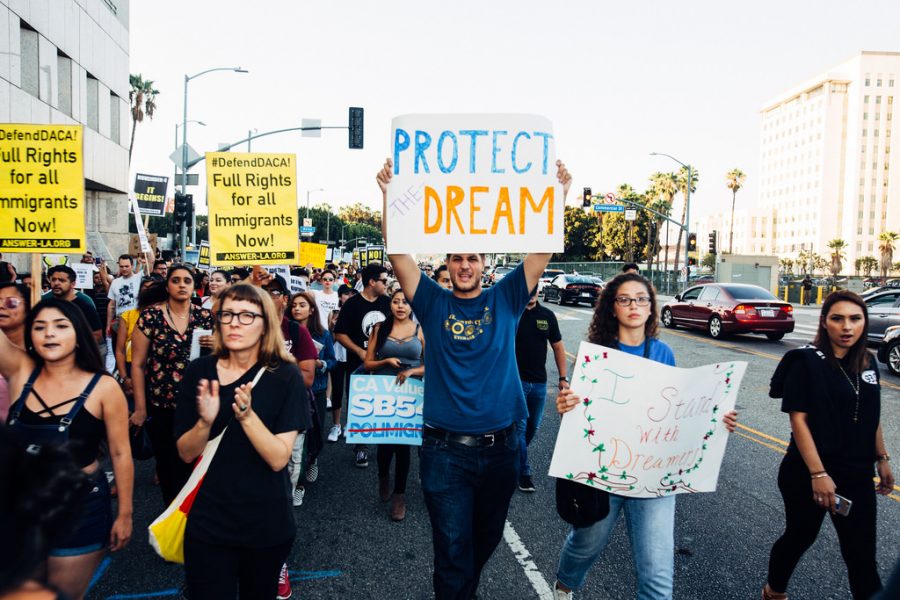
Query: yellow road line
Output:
[[735, 423, 788, 446], [734, 431, 786, 455]]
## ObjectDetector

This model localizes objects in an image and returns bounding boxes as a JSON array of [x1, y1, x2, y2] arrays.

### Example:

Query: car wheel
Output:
[[708, 316, 724, 339], [766, 332, 785, 341], [888, 341, 900, 377], [661, 308, 675, 328]]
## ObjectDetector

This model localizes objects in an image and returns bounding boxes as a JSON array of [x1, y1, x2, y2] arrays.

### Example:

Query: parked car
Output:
[[482, 265, 495, 286], [490, 265, 515, 286], [536, 269, 565, 295], [876, 325, 900, 376], [689, 274, 715, 285], [864, 289, 900, 344], [661, 283, 794, 341], [542, 274, 603, 306]]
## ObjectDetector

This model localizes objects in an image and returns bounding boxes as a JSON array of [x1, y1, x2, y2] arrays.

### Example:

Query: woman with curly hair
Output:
[[553, 273, 737, 600]]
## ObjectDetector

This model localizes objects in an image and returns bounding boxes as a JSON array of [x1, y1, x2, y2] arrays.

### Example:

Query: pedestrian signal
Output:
[[708, 231, 717, 254]]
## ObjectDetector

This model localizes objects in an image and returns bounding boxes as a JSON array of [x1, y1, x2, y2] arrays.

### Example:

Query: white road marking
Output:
[[503, 520, 554, 599], [554, 313, 583, 321]]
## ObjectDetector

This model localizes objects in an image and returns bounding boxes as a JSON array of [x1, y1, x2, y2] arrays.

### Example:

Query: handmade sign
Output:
[[299, 242, 327, 269], [206, 152, 299, 265], [0, 124, 85, 252], [346, 374, 424, 446], [548, 341, 746, 498], [385, 114, 563, 254]]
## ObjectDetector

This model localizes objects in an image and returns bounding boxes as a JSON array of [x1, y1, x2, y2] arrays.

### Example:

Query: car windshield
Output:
[[721, 285, 776, 300], [569, 277, 597, 285], [495, 267, 514, 274], [542, 270, 564, 278]]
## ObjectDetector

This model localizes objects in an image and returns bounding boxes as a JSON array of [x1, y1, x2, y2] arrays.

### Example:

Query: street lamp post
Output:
[[651, 152, 692, 291], [305, 188, 325, 219], [181, 66, 248, 256]]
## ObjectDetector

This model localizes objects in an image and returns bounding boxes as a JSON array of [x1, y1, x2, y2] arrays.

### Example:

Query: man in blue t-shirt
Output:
[[377, 158, 572, 599]]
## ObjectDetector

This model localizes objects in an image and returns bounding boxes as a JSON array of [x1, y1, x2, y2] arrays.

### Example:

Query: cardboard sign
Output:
[[548, 342, 746, 498], [128, 194, 153, 254], [206, 152, 299, 265], [346, 374, 424, 446], [128, 234, 158, 257], [385, 114, 562, 254], [0, 124, 85, 252], [299, 242, 328, 269], [132, 173, 169, 216]]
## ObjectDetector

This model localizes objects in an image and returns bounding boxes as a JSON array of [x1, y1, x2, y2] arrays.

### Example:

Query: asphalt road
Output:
[[86, 299, 900, 599]]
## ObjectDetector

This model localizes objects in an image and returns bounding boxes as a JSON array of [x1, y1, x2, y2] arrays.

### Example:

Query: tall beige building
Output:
[[757, 51, 900, 266]]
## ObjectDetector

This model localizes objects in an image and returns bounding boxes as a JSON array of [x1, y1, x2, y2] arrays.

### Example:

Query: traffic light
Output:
[[582, 187, 592, 208], [708, 231, 717, 254], [688, 233, 697, 252], [184, 194, 194, 224], [688, 257, 698, 266], [173, 192, 189, 225], [349, 107, 364, 149]]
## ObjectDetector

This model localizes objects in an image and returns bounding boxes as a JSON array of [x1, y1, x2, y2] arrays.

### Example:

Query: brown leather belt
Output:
[[423, 424, 516, 448]]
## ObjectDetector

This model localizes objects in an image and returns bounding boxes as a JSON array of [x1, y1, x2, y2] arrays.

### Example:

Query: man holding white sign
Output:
[[377, 113, 571, 600]]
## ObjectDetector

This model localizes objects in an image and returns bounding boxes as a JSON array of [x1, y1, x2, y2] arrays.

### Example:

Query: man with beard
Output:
[[44, 265, 103, 343]]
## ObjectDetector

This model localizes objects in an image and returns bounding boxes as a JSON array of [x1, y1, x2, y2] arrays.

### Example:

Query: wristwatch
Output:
[[559, 376, 569, 384]]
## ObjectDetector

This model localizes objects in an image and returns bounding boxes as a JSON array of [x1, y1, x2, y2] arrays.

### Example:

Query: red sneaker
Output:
[[276, 563, 292, 599]]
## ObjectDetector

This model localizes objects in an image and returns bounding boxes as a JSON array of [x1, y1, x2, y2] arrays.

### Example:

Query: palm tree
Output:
[[797, 248, 814, 275], [648, 172, 677, 272], [673, 165, 699, 274], [826, 239, 847, 278], [879, 231, 899, 282], [128, 74, 160, 163], [725, 168, 746, 254]]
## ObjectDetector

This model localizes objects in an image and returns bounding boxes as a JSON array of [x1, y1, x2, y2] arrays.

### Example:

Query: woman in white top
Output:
[[311, 269, 340, 331], [201, 270, 231, 311]]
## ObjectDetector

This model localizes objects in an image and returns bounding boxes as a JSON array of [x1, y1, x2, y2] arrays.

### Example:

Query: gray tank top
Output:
[[376, 324, 423, 374]]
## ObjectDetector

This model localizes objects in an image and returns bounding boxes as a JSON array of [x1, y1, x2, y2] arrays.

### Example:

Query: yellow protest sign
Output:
[[299, 241, 328, 269], [0, 124, 85, 252], [206, 152, 299, 265]]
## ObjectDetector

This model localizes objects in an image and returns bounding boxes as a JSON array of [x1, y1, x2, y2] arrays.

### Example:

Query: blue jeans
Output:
[[419, 429, 519, 600], [517, 380, 547, 477], [557, 494, 676, 599]]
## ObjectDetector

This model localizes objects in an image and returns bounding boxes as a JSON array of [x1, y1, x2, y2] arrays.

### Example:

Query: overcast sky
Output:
[[128, 0, 900, 220]]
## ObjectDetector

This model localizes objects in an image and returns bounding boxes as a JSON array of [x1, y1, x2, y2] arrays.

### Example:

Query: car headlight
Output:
[[885, 325, 900, 343]]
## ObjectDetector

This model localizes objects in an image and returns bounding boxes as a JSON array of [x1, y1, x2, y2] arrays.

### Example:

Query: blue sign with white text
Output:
[[593, 204, 624, 212], [346, 374, 424, 446]]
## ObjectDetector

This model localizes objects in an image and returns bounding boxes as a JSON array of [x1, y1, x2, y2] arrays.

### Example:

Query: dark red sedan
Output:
[[661, 283, 794, 341]]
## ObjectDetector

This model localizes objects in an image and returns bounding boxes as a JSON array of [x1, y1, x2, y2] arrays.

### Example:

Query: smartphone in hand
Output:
[[834, 494, 852, 516]]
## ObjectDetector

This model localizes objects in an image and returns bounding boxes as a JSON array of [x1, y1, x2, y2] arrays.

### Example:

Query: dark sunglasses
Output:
[[1, 297, 24, 309]]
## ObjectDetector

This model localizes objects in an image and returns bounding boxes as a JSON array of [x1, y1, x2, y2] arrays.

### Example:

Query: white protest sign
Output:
[[268, 265, 290, 282], [549, 341, 746, 498], [288, 276, 307, 294], [71, 263, 94, 289], [385, 114, 563, 254]]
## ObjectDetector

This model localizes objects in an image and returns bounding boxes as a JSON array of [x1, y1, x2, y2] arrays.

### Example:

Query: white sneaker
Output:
[[292, 487, 305, 507], [327, 424, 342, 442], [554, 582, 573, 599]]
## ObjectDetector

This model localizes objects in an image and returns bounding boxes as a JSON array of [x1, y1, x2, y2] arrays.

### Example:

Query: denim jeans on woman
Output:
[[419, 428, 519, 599], [557, 494, 676, 599], [516, 380, 547, 477]]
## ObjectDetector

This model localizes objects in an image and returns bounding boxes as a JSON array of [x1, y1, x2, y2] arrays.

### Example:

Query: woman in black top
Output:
[[0, 299, 132, 600], [763, 290, 894, 600], [174, 284, 308, 600]]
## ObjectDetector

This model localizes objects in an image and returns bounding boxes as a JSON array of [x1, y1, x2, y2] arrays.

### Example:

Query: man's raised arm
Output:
[[523, 160, 572, 292], [377, 158, 421, 302]]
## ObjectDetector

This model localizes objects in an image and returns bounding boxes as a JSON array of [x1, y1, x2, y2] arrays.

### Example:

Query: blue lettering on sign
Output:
[[414, 130, 432, 174], [393, 128, 410, 174], [491, 130, 507, 173], [533, 131, 553, 174], [512, 131, 532, 173], [437, 131, 459, 173], [459, 130, 488, 173]]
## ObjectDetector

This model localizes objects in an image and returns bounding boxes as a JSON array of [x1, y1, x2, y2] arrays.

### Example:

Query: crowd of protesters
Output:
[[0, 156, 896, 599]]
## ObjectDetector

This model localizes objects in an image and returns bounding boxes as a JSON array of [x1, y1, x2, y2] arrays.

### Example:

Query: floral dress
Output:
[[137, 304, 214, 409]]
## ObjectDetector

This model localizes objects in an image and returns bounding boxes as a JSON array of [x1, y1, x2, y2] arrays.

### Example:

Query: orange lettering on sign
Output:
[[470, 186, 487, 234], [424, 186, 442, 234], [491, 187, 515, 235], [446, 185, 465, 234], [519, 186, 554, 234]]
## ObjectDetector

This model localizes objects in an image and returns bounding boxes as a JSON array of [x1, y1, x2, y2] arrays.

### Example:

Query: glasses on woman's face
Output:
[[216, 310, 264, 325], [1, 297, 23, 309], [322, 277, 334, 283], [614, 296, 651, 307]]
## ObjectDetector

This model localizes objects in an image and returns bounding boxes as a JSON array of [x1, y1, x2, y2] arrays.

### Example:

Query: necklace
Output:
[[166, 302, 189, 320], [837, 363, 860, 423]]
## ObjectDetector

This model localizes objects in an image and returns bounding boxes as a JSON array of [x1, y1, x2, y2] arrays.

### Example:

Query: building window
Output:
[[866, 78, 871, 86], [86, 74, 99, 132], [876, 96, 882, 104], [20, 24, 39, 97], [864, 112, 868, 120], [109, 93, 120, 144], [877, 79, 883, 87], [890, 79, 895, 87], [865, 95, 870, 103], [57, 53, 73, 117]]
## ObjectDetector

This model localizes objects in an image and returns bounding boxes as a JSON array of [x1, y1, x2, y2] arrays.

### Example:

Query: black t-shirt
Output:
[[72, 294, 102, 333], [86, 288, 111, 331], [173, 355, 308, 547], [515, 303, 562, 383], [333, 292, 391, 372], [781, 354, 880, 469]]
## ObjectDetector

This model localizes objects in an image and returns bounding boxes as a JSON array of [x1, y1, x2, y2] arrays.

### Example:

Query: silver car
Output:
[[865, 290, 900, 344], [877, 325, 900, 376]]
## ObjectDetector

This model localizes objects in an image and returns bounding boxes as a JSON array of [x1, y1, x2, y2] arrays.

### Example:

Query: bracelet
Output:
[[559, 376, 569, 382], [810, 472, 829, 480], [876, 454, 890, 463]]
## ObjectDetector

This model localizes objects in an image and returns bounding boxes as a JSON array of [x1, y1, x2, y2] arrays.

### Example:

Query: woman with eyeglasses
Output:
[[552, 273, 738, 600], [174, 284, 308, 599], [0, 282, 30, 421], [0, 298, 133, 600], [201, 270, 231, 311], [130, 265, 214, 506]]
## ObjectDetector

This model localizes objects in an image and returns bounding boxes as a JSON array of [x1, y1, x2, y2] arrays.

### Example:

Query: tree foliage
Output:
[[128, 74, 159, 163]]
